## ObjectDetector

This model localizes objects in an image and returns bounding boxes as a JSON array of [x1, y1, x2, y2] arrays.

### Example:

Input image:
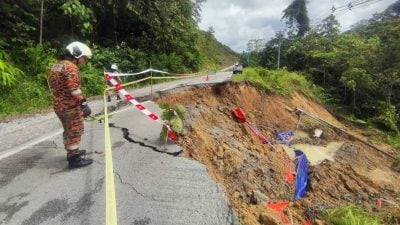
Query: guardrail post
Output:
[[150, 61, 153, 100]]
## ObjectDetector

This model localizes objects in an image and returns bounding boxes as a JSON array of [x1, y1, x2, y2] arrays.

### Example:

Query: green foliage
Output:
[[0, 81, 51, 116], [160, 104, 186, 141], [248, 3, 400, 132], [318, 14, 341, 39], [233, 67, 312, 96], [370, 102, 399, 133], [80, 63, 104, 96], [0, 0, 244, 119], [151, 53, 187, 73], [18, 45, 56, 83], [197, 30, 239, 70], [0, 50, 24, 87], [327, 205, 383, 225], [311, 84, 336, 105], [61, 0, 96, 36], [340, 68, 375, 92], [0, 0, 38, 46], [387, 134, 400, 150]]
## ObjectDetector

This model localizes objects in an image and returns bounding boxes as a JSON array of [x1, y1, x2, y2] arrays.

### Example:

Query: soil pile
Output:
[[157, 82, 400, 225]]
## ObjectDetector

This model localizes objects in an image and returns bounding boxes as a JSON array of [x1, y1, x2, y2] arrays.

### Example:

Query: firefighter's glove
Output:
[[80, 99, 92, 117]]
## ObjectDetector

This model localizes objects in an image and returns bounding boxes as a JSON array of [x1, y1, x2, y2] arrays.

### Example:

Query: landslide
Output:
[[157, 82, 400, 225]]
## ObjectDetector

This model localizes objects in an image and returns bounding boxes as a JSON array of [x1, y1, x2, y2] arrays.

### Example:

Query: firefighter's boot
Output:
[[67, 151, 93, 169]]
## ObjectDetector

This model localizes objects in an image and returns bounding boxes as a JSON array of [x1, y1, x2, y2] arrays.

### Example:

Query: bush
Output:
[[387, 134, 400, 150], [159, 103, 186, 142], [80, 62, 105, 96], [150, 53, 187, 73], [17, 44, 56, 84], [370, 102, 399, 133], [327, 205, 383, 225], [0, 81, 52, 116], [0, 50, 24, 87], [233, 67, 313, 96]]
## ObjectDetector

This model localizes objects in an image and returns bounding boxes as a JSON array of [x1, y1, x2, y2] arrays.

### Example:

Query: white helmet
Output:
[[111, 63, 118, 70], [66, 41, 92, 59]]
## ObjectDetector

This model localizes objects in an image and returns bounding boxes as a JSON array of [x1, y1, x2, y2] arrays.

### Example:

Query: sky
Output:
[[198, 0, 398, 52]]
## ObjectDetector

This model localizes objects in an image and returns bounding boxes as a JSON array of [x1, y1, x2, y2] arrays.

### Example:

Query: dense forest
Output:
[[0, 0, 238, 116], [242, 0, 400, 136]]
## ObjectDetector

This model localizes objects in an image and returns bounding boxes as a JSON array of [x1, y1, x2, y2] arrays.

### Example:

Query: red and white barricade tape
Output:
[[104, 73, 177, 142], [107, 68, 206, 77]]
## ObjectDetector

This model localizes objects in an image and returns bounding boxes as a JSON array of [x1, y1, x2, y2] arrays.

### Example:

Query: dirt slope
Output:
[[157, 82, 400, 225]]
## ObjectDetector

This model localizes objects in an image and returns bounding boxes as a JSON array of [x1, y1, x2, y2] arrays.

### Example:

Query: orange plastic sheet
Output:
[[267, 202, 290, 224]]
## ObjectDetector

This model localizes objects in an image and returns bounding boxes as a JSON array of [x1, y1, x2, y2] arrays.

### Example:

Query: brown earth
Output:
[[157, 82, 400, 225]]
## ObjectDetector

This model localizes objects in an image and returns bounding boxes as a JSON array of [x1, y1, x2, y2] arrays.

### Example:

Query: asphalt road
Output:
[[0, 71, 240, 225]]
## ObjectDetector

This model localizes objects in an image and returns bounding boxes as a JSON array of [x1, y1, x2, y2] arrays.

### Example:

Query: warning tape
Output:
[[108, 68, 168, 77], [108, 68, 207, 77], [102, 68, 221, 225], [104, 73, 177, 142], [114, 73, 206, 89]]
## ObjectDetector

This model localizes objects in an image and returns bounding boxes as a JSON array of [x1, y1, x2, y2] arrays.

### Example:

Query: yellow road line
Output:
[[104, 91, 118, 225], [101, 71, 208, 225]]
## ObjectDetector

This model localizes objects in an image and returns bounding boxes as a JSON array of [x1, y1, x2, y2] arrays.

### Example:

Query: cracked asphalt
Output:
[[0, 72, 239, 225]]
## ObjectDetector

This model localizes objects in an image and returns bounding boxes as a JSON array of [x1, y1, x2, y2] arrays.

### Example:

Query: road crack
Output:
[[108, 123, 182, 156], [114, 171, 155, 200]]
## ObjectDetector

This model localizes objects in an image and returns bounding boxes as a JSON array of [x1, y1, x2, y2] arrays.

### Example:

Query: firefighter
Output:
[[107, 63, 122, 102], [48, 41, 93, 169]]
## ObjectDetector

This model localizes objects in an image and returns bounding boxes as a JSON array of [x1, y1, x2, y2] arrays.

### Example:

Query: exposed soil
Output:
[[157, 82, 400, 225]]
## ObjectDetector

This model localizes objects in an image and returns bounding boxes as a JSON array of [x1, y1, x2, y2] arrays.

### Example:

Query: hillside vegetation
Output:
[[0, 0, 237, 118], [197, 29, 239, 69], [243, 0, 400, 149]]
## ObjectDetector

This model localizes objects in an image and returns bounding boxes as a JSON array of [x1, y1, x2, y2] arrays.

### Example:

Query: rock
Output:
[[258, 212, 281, 225], [362, 202, 373, 212], [262, 181, 272, 191], [251, 190, 270, 204], [361, 192, 369, 201], [243, 181, 255, 196], [217, 146, 224, 159], [315, 219, 328, 225]]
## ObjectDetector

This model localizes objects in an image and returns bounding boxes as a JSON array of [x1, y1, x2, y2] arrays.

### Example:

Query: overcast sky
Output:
[[198, 0, 398, 52]]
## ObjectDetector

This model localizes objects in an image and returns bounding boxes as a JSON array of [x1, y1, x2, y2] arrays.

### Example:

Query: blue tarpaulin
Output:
[[276, 131, 294, 146], [294, 150, 308, 200]]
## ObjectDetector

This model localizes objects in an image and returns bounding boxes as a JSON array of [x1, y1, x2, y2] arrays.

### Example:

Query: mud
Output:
[[157, 82, 400, 225]]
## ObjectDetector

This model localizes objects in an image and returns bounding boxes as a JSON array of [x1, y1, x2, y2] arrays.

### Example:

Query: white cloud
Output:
[[199, 0, 398, 52]]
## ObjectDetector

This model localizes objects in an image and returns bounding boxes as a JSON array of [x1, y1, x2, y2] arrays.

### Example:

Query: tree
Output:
[[340, 68, 375, 112], [61, 0, 96, 37], [0, 0, 38, 46], [380, 69, 400, 104], [282, 0, 310, 37], [318, 14, 340, 39], [382, 0, 400, 18]]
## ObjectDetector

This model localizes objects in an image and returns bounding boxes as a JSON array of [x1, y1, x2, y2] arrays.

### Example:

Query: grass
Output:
[[327, 205, 383, 225], [232, 67, 313, 97], [387, 134, 400, 150], [0, 81, 52, 118]]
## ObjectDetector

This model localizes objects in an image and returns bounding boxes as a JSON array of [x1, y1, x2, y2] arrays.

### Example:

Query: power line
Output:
[[310, 0, 384, 25]]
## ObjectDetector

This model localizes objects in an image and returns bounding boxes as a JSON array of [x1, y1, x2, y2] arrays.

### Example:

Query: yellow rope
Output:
[[103, 89, 118, 225]]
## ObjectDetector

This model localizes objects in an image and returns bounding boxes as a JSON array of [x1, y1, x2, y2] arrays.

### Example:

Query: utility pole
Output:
[[247, 51, 250, 66], [39, 0, 44, 45], [277, 31, 282, 69]]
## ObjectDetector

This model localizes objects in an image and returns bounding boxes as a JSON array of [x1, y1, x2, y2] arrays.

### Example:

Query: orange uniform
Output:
[[48, 60, 84, 150]]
